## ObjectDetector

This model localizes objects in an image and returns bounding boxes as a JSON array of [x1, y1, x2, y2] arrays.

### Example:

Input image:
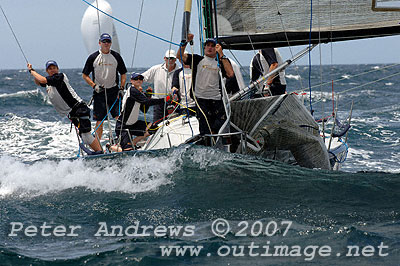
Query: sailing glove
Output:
[[93, 84, 105, 93], [145, 87, 153, 98]]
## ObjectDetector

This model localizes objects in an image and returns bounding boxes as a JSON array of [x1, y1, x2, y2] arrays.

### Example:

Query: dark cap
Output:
[[131, 72, 144, 80], [204, 38, 217, 46], [99, 33, 112, 42], [45, 60, 58, 70]]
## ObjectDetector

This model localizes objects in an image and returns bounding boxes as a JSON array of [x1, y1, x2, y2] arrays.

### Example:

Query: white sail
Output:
[[81, 0, 120, 54]]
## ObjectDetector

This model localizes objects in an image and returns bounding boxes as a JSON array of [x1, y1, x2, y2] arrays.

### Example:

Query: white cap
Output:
[[164, 49, 176, 58]]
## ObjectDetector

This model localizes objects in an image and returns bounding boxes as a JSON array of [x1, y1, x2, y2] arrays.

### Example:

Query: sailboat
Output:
[[80, 0, 400, 170]]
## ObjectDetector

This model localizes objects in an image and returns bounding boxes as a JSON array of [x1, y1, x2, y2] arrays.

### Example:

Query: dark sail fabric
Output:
[[214, 0, 400, 49]]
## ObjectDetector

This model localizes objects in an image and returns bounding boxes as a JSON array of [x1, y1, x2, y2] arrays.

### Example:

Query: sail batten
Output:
[[215, 0, 400, 49]]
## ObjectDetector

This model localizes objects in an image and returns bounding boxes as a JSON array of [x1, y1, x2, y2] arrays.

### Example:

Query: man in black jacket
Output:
[[110, 73, 176, 152], [27, 60, 102, 153]]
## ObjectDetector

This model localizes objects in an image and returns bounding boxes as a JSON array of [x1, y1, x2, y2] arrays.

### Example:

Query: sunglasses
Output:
[[101, 40, 111, 43], [166, 57, 176, 60], [132, 76, 144, 81]]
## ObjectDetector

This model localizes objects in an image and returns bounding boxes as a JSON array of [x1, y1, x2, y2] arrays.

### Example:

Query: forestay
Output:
[[214, 0, 400, 49]]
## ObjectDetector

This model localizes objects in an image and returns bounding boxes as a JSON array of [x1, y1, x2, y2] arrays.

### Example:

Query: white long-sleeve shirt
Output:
[[141, 63, 179, 99]]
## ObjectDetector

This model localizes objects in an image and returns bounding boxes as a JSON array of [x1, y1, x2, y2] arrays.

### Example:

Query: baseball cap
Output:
[[204, 38, 217, 46], [131, 72, 144, 80], [45, 60, 58, 70], [164, 49, 176, 59], [99, 33, 112, 42]]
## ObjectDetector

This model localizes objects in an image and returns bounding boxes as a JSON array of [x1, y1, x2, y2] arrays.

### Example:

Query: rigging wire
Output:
[[0, 3, 28, 64], [272, 0, 305, 90], [307, 71, 400, 107], [308, 0, 314, 114], [293, 63, 400, 93], [227, 49, 249, 77], [159, 0, 180, 137], [317, 0, 326, 138], [130, 0, 145, 68]]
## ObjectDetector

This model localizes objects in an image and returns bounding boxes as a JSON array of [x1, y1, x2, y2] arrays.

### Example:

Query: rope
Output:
[[92, 96, 119, 135], [0, 3, 28, 63], [80, 0, 180, 46], [103, 88, 114, 145], [173, 100, 196, 113]]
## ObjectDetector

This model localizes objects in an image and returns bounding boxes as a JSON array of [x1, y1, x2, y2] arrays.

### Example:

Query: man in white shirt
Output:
[[141, 49, 180, 123], [176, 34, 234, 135], [250, 48, 286, 97], [82, 33, 127, 140]]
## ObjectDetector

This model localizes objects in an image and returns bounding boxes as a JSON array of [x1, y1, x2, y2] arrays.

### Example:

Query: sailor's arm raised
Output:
[[177, 33, 193, 64], [216, 45, 234, 78], [27, 63, 47, 85]]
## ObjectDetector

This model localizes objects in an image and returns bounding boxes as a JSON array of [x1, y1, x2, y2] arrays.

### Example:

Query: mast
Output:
[[202, 0, 215, 39], [181, 0, 192, 43]]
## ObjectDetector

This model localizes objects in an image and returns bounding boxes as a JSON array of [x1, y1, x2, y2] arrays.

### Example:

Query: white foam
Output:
[[0, 153, 176, 198], [286, 74, 301, 80], [0, 114, 77, 161]]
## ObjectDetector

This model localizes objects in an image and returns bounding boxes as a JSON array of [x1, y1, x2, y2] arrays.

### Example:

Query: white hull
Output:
[[143, 115, 199, 150]]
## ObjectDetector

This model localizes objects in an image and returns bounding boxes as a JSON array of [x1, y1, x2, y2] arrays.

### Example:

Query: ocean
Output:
[[0, 65, 399, 265]]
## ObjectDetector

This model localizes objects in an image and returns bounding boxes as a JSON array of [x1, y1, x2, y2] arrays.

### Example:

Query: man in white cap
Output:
[[141, 49, 180, 123]]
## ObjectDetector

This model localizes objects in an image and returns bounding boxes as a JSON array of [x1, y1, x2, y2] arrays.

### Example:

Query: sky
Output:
[[1, 0, 400, 70]]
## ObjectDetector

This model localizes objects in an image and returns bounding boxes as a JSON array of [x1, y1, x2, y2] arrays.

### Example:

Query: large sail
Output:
[[81, 0, 120, 54], [212, 0, 400, 50]]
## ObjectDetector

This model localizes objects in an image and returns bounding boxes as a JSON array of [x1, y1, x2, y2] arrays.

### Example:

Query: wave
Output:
[[0, 88, 50, 107], [0, 151, 176, 198], [286, 74, 301, 80], [0, 146, 248, 198]]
